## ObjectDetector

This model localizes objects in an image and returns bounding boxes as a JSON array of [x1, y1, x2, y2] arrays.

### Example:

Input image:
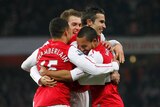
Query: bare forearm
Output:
[[46, 70, 73, 82]]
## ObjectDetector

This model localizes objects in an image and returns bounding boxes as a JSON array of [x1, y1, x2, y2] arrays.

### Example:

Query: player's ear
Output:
[[86, 19, 93, 26], [93, 38, 98, 43], [92, 38, 98, 47], [64, 30, 68, 37]]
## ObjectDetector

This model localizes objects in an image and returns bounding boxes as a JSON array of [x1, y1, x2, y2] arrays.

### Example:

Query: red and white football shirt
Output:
[[34, 40, 73, 107]]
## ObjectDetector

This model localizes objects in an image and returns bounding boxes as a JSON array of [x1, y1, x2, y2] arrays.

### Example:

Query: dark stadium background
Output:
[[0, 0, 160, 107]]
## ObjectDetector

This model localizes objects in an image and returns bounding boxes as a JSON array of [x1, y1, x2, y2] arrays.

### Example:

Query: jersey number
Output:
[[41, 60, 58, 70]]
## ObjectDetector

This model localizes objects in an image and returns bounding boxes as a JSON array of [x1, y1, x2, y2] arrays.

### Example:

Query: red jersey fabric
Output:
[[68, 34, 77, 45], [90, 43, 124, 107], [34, 40, 74, 107]]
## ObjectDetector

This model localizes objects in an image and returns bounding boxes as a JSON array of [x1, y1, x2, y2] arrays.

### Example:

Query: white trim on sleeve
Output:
[[68, 46, 119, 75], [70, 68, 85, 81], [30, 66, 42, 86]]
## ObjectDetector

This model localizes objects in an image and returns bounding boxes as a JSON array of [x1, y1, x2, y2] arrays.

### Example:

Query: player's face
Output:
[[90, 13, 106, 35], [77, 36, 96, 55], [68, 16, 82, 36]]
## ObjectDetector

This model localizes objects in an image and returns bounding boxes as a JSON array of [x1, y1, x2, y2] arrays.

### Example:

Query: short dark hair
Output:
[[77, 26, 98, 42], [49, 17, 69, 38], [82, 6, 105, 26], [60, 9, 82, 21]]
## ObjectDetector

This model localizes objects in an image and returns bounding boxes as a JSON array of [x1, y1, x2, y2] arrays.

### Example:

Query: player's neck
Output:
[[92, 41, 99, 49], [52, 38, 67, 44], [52, 36, 68, 44], [95, 42, 99, 48]]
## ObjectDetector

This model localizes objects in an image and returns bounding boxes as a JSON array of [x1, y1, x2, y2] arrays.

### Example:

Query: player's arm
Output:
[[21, 49, 38, 72], [40, 66, 85, 82], [100, 34, 125, 63], [21, 41, 50, 72], [101, 40, 125, 63], [108, 40, 125, 63], [30, 66, 56, 87], [68, 46, 119, 75], [21, 49, 55, 86], [40, 66, 72, 81]]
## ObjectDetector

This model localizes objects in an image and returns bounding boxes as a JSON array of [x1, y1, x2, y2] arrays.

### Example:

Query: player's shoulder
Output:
[[88, 49, 101, 57], [68, 45, 84, 56], [94, 43, 106, 51], [100, 33, 106, 42], [88, 49, 103, 63]]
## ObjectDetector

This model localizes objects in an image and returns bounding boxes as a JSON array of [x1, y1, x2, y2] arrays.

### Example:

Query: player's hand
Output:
[[102, 41, 112, 51], [39, 75, 57, 87], [110, 71, 120, 85], [112, 44, 125, 63], [39, 66, 48, 76]]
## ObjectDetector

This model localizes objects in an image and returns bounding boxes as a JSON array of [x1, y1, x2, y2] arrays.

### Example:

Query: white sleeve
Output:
[[70, 41, 78, 48], [70, 67, 86, 81], [100, 33, 106, 41], [101, 33, 121, 47], [30, 66, 42, 86], [21, 49, 38, 72], [88, 50, 103, 63], [68, 46, 119, 75], [78, 50, 110, 85], [108, 40, 121, 47]]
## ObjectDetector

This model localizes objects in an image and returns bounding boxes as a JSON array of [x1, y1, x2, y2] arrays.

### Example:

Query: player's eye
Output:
[[100, 20, 105, 23]]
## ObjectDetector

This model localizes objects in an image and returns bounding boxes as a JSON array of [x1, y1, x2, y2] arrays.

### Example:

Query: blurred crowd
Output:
[[0, 0, 159, 37], [119, 54, 160, 107], [0, 55, 160, 107], [0, 67, 36, 107]]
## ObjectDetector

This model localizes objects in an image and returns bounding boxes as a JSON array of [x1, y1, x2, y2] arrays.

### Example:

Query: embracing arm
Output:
[[104, 40, 125, 63], [40, 66, 73, 82], [109, 40, 125, 63], [30, 66, 56, 86], [40, 66, 85, 82], [21, 49, 38, 72], [68, 46, 119, 75], [30, 65, 42, 85]]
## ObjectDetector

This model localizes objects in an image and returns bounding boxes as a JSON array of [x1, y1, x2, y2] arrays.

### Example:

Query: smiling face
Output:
[[68, 16, 82, 35], [89, 13, 106, 35], [77, 36, 95, 55], [76, 26, 99, 55]]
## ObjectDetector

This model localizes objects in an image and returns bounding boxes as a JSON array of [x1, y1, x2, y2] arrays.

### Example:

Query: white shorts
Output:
[[70, 90, 89, 107]]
